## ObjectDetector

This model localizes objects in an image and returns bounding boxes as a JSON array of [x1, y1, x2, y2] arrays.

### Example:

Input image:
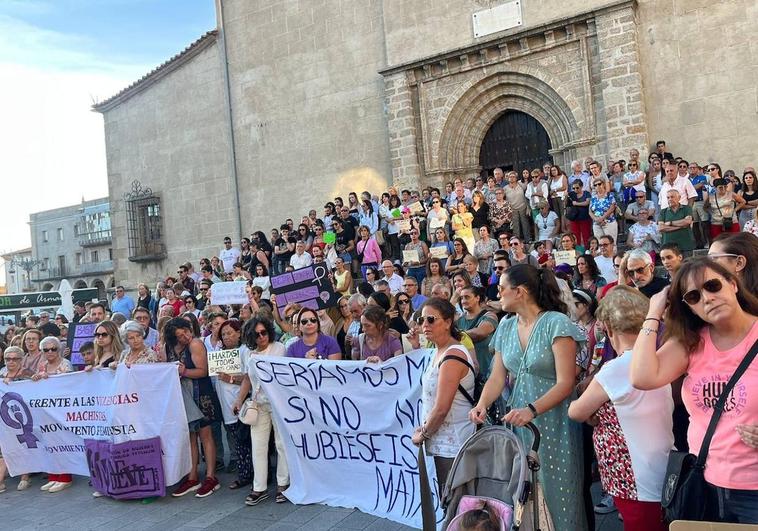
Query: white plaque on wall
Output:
[[472, 1, 522, 39]]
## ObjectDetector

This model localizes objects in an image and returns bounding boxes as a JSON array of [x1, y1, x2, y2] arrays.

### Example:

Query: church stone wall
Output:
[[102, 42, 232, 286], [220, 0, 393, 234]]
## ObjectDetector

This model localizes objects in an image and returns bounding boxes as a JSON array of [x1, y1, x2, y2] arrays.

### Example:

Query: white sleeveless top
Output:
[[550, 175, 567, 200], [421, 344, 476, 458]]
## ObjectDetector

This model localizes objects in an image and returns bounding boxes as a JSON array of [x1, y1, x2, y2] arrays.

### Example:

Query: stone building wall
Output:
[[98, 39, 233, 288], [220, 0, 393, 235]]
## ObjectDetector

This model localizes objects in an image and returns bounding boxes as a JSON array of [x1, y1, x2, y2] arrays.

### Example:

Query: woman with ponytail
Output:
[[469, 264, 589, 530]]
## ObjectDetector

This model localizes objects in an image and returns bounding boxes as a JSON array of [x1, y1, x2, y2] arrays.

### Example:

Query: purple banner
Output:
[[85, 437, 165, 499], [67, 322, 97, 366]]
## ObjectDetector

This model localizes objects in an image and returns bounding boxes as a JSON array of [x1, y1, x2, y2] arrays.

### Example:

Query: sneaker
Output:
[[594, 493, 617, 514], [245, 491, 269, 506], [17, 479, 31, 491], [92, 490, 106, 498], [195, 477, 220, 498], [40, 481, 56, 492], [48, 481, 72, 493], [172, 478, 201, 497]]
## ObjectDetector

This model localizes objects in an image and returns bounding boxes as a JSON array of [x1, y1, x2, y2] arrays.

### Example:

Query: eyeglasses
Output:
[[398, 299, 410, 305], [4, 357, 22, 361], [682, 278, 724, 305], [613, 263, 621, 269], [299, 317, 319, 325], [628, 265, 649, 276], [708, 167, 718, 172], [185, 300, 194, 304], [432, 200, 440, 204], [708, 253, 739, 260], [199, 287, 208, 291], [255, 330, 268, 337], [494, 266, 506, 271], [509, 242, 519, 247], [415, 315, 439, 325], [571, 186, 580, 190], [94, 332, 109, 338], [636, 194, 646, 198], [42, 347, 58, 352], [593, 182, 604, 187]]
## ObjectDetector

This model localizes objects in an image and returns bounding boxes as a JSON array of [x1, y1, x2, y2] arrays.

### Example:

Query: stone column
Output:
[[384, 71, 422, 190], [594, 4, 649, 161]]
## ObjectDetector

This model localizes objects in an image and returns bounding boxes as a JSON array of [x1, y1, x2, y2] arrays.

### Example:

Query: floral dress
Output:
[[491, 311, 588, 531], [590, 194, 617, 223]]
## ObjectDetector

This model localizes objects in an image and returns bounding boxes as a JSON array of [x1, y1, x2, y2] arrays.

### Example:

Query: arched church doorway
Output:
[[479, 110, 552, 176], [92, 279, 106, 301]]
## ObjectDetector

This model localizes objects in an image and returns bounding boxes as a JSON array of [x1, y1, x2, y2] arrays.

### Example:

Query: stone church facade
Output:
[[95, 0, 758, 286]]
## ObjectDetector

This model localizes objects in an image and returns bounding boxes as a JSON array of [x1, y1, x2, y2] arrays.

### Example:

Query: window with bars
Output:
[[123, 180, 166, 262]]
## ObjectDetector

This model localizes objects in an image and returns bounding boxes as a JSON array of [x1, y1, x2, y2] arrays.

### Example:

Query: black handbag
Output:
[[661, 337, 758, 522]]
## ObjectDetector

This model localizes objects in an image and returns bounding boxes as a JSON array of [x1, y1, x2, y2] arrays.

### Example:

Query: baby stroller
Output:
[[442, 424, 552, 531]]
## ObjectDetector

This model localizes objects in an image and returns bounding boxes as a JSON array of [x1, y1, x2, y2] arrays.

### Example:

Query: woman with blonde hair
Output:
[[92, 320, 124, 369]]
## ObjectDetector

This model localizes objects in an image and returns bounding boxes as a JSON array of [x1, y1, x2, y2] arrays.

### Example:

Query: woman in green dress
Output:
[[469, 264, 588, 531]]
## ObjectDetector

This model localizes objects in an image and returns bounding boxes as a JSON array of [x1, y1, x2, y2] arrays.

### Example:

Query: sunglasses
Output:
[[593, 182, 604, 187], [682, 278, 724, 305], [415, 315, 439, 325], [94, 332, 109, 338], [299, 317, 319, 325], [494, 265, 507, 271], [509, 242, 519, 247], [199, 287, 208, 291], [628, 265, 649, 276], [42, 347, 59, 352], [398, 299, 410, 305], [255, 330, 268, 337]]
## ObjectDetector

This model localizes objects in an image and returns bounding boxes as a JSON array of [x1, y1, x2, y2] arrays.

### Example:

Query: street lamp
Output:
[[8, 257, 44, 291]]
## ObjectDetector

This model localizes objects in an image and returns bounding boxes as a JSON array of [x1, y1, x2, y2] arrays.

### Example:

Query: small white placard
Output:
[[472, 1, 522, 39]]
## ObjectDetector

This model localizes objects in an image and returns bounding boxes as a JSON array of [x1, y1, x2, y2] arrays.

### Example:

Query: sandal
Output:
[[245, 491, 269, 506], [228, 480, 250, 490], [275, 491, 287, 503]]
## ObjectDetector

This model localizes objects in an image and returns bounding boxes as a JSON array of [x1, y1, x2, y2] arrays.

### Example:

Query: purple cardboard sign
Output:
[[85, 437, 165, 499], [67, 322, 98, 366], [270, 264, 339, 310]]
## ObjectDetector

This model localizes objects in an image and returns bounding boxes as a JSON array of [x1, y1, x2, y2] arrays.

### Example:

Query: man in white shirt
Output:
[[595, 235, 618, 283], [289, 241, 313, 270], [659, 164, 697, 210], [380, 260, 404, 295], [219, 237, 241, 274]]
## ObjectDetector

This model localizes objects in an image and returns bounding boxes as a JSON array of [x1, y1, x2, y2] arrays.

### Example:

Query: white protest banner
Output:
[[408, 201, 425, 215], [0, 364, 191, 485], [210, 281, 248, 305], [252, 350, 443, 528], [397, 219, 412, 233], [207, 348, 242, 376], [402, 249, 420, 264]]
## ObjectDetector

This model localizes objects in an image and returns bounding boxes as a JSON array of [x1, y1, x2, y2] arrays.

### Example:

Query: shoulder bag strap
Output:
[[695, 336, 758, 467], [441, 354, 476, 406]]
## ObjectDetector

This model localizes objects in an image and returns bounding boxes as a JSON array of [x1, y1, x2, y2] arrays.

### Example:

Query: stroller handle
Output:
[[522, 422, 541, 452]]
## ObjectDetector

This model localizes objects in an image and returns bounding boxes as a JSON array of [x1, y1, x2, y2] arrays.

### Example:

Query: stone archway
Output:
[[92, 279, 106, 301], [74, 280, 88, 289], [42, 282, 55, 292], [436, 69, 581, 179]]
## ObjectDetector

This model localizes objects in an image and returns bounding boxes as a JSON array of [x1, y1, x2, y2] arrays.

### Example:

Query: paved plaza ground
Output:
[[0, 468, 623, 530]]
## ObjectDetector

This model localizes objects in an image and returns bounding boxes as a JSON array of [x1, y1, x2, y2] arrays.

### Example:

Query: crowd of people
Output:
[[1, 140, 757, 530]]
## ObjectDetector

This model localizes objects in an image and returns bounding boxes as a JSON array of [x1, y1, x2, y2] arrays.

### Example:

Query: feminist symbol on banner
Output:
[[0, 392, 39, 448], [271, 264, 338, 310]]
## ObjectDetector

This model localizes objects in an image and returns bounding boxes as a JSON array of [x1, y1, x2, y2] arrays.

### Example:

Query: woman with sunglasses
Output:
[[91, 320, 125, 369], [623, 160, 646, 204], [471, 264, 588, 530], [567, 179, 592, 248], [296, 224, 313, 252], [421, 258, 451, 298], [705, 177, 744, 237], [351, 305, 402, 363], [393, 292, 415, 329], [708, 232, 758, 294], [240, 238, 253, 270], [411, 298, 476, 490], [427, 196, 451, 244], [631, 258, 758, 524], [590, 177, 619, 244], [31, 337, 74, 493], [332, 296, 353, 359], [0, 346, 33, 493], [286, 308, 341, 360]]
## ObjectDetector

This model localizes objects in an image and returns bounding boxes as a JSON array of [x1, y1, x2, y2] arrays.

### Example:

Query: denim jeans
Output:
[[713, 484, 758, 524]]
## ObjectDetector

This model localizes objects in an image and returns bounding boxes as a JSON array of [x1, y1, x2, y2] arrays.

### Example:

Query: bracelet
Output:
[[644, 317, 661, 324], [641, 326, 659, 336], [526, 403, 539, 417]]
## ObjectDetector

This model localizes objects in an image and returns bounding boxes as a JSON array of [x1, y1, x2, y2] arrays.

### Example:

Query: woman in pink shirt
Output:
[[631, 258, 758, 524], [355, 225, 382, 280]]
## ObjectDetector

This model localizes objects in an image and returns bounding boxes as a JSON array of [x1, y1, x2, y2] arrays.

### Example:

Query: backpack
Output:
[[441, 349, 503, 426]]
